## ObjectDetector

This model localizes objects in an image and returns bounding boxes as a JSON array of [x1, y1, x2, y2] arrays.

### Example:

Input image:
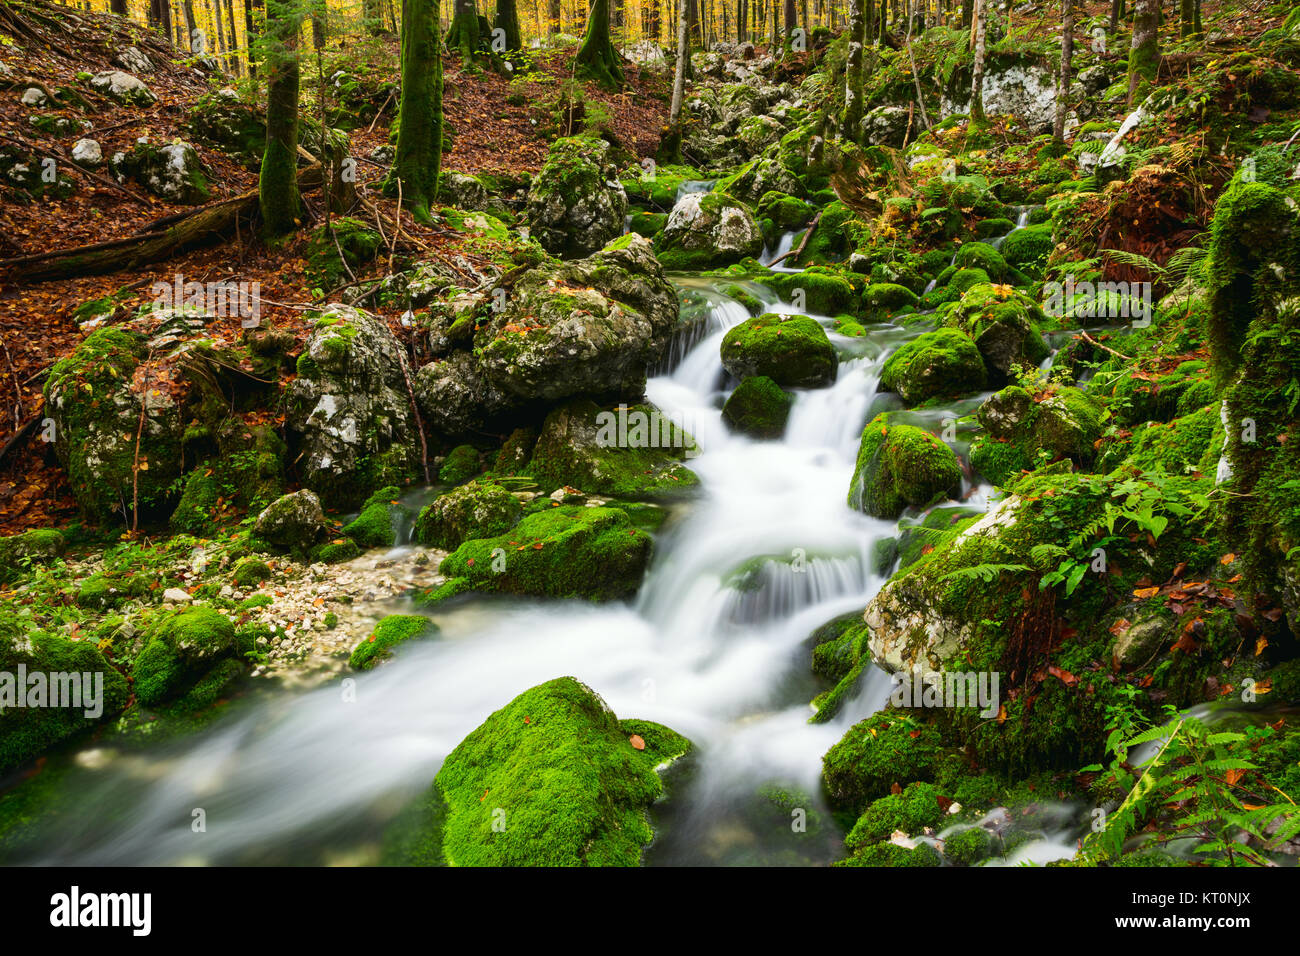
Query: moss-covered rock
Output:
[[349, 614, 435, 670], [253, 490, 326, 554], [0, 530, 66, 585], [384, 676, 690, 865], [231, 558, 272, 589], [414, 480, 522, 550], [721, 313, 836, 388], [437, 445, 482, 485], [822, 712, 945, 816], [880, 328, 987, 406], [526, 136, 628, 259], [526, 400, 698, 499], [848, 415, 963, 519], [654, 191, 764, 270], [862, 282, 920, 321], [845, 782, 950, 849], [0, 627, 129, 774], [1000, 223, 1054, 276], [130, 606, 238, 706], [721, 375, 793, 438], [969, 385, 1106, 485], [342, 486, 409, 548], [427, 506, 654, 604], [944, 283, 1050, 385]]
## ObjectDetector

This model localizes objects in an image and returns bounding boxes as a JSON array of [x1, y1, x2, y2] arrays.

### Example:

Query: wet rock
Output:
[[655, 191, 764, 269], [526, 135, 627, 258], [254, 490, 327, 553]]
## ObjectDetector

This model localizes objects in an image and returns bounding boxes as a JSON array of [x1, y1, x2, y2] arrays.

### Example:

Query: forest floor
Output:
[[0, 4, 673, 535]]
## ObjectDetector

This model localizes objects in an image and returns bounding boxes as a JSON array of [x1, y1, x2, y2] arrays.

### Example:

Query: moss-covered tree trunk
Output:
[[1179, 0, 1197, 37], [969, 0, 987, 122], [575, 0, 625, 90], [390, 0, 444, 222], [844, 0, 865, 141], [1052, 0, 1073, 142], [447, 0, 481, 61], [259, 0, 303, 238], [1126, 0, 1158, 105], [495, 0, 522, 48]]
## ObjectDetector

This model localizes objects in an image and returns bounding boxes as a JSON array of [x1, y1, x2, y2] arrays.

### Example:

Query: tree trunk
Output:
[[1179, 0, 1195, 37], [548, 0, 561, 34], [391, 0, 444, 221], [1108, 0, 1121, 34], [783, 0, 795, 41], [447, 0, 481, 60], [844, 0, 864, 140], [364, 0, 387, 34], [1053, 0, 1073, 141], [225, 0, 242, 75], [110, 0, 128, 16], [969, 0, 986, 122], [259, 0, 303, 238], [736, 0, 746, 41], [664, 0, 690, 160], [1127, 0, 1158, 104], [245, 0, 262, 78], [496, 0, 522, 48], [576, 0, 625, 88]]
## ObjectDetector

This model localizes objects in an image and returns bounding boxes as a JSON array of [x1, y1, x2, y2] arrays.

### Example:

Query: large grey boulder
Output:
[[287, 306, 421, 508]]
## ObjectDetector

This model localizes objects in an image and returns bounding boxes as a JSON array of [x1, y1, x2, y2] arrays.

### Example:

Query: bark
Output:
[[496, 0, 522, 49], [969, 0, 986, 122], [244, 0, 261, 78], [1127, 0, 1158, 104], [664, 0, 690, 161], [259, 0, 303, 237], [391, 0, 444, 221], [575, 0, 625, 88], [548, 0, 561, 34], [446, 0, 481, 60], [844, 0, 864, 140], [225, 0, 242, 75], [110, 0, 128, 15], [1053, 0, 1073, 141], [1179, 0, 1196, 37]]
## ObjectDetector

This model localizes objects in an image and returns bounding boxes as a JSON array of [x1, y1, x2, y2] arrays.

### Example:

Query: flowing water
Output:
[[6, 229, 1092, 866]]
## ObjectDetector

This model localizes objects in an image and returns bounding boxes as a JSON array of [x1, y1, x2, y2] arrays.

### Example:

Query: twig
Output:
[[768, 210, 824, 268], [1078, 329, 1130, 360]]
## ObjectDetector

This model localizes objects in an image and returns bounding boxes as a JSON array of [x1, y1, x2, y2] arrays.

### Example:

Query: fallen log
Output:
[[767, 211, 824, 269], [0, 164, 324, 283]]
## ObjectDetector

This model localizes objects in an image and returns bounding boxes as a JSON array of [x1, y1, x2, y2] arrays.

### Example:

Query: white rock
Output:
[[162, 587, 193, 603], [71, 138, 102, 167], [21, 87, 49, 108]]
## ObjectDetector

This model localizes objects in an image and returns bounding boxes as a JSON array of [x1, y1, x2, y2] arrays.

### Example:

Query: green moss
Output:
[[721, 376, 793, 438], [720, 313, 836, 388], [0, 530, 66, 584], [845, 782, 950, 849], [862, 282, 921, 321], [343, 485, 407, 548], [304, 217, 382, 288], [349, 614, 435, 670], [952, 242, 1009, 280], [943, 824, 998, 865], [428, 506, 652, 604], [130, 606, 237, 707], [0, 628, 129, 774], [392, 677, 688, 866], [232, 558, 272, 588], [438, 445, 482, 485], [414, 480, 522, 549], [880, 328, 987, 405], [835, 840, 943, 867], [310, 539, 362, 564], [970, 385, 1106, 485], [822, 712, 945, 817], [849, 414, 963, 518]]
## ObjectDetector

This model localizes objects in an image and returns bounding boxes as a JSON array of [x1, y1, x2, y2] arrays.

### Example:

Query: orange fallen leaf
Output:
[[629, 734, 645, 750]]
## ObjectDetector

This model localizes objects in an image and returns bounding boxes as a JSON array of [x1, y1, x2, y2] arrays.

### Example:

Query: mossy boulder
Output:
[[437, 445, 482, 485], [130, 606, 238, 706], [720, 313, 836, 388], [862, 282, 920, 321], [761, 268, 859, 316], [848, 415, 963, 519], [822, 713, 945, 816], [525, 399, 699, 499], [349, 614, 435, 670], [109, 137, 209, 203], [0, 627, 129, 774], [969, 385, 1106, 485], [845, 782, 950, 849], [526, 136, 628, 259], [427, 506, 654, 604], [952, 242, 1010, 281], [417, 235, 679, 436], [721, 375, 793, 438], [43, 326, 186, 524], [231, 558, 272, 588], [414, 480, 522, 550], [0, 530, 66, 584], [944, 283, 1050, 385], [253, 490, 326, 553], [880, 328, 987, 405], [654, 191, 764, 270], [383, 677, 689, 866], [342, 486, 410, 549], [1000, 223, 1054, 275]]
